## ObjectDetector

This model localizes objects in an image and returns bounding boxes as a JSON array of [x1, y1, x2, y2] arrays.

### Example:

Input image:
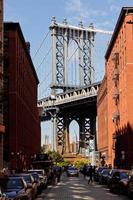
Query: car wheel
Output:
[[110, 184, 113, 193], [119, 185, 123, 194], [128, 186, 133, 198]]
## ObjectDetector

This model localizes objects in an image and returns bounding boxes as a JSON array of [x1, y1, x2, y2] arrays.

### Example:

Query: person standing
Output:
[[83, 164, 87, 178], [88, 165, 93, 184]]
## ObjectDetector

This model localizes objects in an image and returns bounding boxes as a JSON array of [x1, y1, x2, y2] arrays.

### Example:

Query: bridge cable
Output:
[[36, 47, 52, 71], [74, 50, 77, 86], [39, 69, 52, 98], [33, 30, 50, 60], [68, 47, 78, 63], [39, 69, 52, 87]]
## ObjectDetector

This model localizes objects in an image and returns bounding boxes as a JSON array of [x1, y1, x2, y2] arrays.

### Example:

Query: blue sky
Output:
[[4, 0, 133, 145]]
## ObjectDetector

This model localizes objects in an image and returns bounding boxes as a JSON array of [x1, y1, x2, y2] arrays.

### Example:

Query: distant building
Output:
[[42, 144, 52, 153], [70, 137, 79, 154], [0, 0, 5, 170], [44, 135, 49, 145], [97, 7, 133, 169], [3, 22, 41, 170]]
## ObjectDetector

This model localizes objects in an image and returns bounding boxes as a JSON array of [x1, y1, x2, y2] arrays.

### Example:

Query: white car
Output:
[[67, 167, 79, 177]]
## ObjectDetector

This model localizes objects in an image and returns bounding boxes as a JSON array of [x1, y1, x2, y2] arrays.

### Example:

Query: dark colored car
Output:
[[28, 169, 47, 189], [98, 168, 111, 184], [127, 169, 133, 198], [0, 187, 7, 200], [119, 177, 129, 195], [109, 170, 129, 193], [94, 167, 108, 182], [28, 172, 42, 194], [107, 169, 118, 187], [15, 173, 37, 199], [67, 166, 79, 177], [0, 176, 30, 200], [119, 169, 133, 196]]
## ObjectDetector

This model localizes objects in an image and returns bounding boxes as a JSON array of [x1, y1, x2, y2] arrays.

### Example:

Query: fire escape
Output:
[[111, 52, 119, 150]]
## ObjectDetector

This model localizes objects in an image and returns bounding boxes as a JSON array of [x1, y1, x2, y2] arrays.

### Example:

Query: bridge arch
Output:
[[69, 119, 79, 153]]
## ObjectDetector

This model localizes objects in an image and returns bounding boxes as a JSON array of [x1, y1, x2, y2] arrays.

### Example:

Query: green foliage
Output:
[[73, 158, 90, 169], [47, 150, 63, 164], [41, 145, 46, 153]]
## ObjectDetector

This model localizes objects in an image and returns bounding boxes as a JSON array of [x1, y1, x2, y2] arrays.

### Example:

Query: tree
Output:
[[47, 150, 63, 164], [74, 158, 90, 169]]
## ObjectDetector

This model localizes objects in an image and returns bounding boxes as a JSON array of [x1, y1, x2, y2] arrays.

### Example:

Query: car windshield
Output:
[[0, 178, 23, 190], [120, 172, 129, 179], [22, 175, 31, 183], [31, 173, 39, 180], [102, 169, 110, 175], [33, 171, 43, 176], [68, 167, 77, 170], [98, 168, 106, 173]]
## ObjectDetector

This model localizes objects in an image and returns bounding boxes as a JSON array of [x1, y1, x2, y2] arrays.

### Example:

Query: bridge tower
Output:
[[50, 17, 95, 93], [49, 18, 96, 154]]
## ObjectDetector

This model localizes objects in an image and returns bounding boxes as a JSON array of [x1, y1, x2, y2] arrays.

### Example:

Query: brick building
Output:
[[97, 7, 133, 169], [3, 22, 41, 171], [97, 77, 108, 164], [0, 0, 5, 170]]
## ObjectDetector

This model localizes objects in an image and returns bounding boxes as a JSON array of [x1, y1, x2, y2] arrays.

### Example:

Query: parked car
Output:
[[109, 169, 129, 193], [119, 176, 129, 195], [67, 166, 79, 177], [15, 173, 37, 199], [98, 168, 111, 184], [107, 169, 118, 187], [94, 167, 108, 182], [28, 169, 47, 189], [0, 176, 31, 200], [127, 169, 133, 198], [28, 172, 42, 194], [0, 187, 7, 200]]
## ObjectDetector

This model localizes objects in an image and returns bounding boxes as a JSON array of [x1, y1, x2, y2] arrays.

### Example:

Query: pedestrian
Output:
[[56, 166, 62, 182], [88, 165, 93, 184], [82, 164, 87, 178]]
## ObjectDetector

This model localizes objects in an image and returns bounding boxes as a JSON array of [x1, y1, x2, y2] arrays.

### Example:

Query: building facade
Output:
[[97, 77, 108, 164], [97, 7, 133, 169], [0, 0, 5, 170], [3, 22, 41, 171]]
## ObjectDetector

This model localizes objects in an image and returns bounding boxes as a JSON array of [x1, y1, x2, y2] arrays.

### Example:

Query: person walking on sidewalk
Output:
[[87, 165, 93, 184], [83, 164, 87, 179]]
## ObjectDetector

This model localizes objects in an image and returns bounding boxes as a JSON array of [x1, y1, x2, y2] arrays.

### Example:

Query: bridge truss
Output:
[[39, 18, 112, 155]]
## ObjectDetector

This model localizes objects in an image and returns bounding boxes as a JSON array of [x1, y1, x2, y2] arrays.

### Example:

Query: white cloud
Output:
[[65, 0, 107, 25]]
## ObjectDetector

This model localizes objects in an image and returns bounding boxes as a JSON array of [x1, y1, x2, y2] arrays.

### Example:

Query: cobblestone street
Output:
[[37, 173, 129, 200]]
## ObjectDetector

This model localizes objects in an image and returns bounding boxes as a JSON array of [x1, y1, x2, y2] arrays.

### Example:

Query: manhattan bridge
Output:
[[37, 17, 112, 156]]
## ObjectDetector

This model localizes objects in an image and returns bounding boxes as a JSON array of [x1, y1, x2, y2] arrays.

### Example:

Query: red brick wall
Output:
[[4, 23, 41, 170], [0, 0, 4, 170], [99, 9, 133, 168]]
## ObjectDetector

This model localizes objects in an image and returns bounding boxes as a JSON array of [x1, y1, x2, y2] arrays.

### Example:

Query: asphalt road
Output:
[[36, 173, 129, 200]]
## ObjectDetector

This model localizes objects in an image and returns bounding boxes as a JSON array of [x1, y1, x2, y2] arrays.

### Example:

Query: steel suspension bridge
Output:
[[33, 17, 112, 156]]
